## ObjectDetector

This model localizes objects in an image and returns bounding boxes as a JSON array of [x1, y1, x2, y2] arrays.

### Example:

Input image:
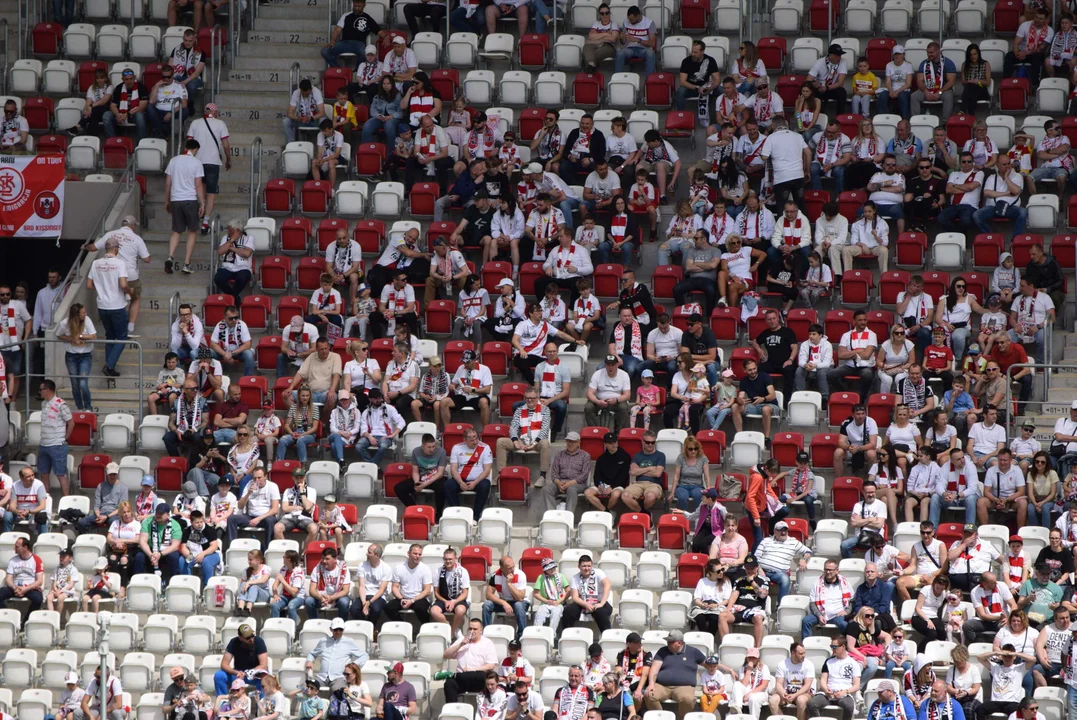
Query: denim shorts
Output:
[[38, 443, 69, 477], [744, 402, 779, 415], [203, 163, 221, 194], [1, 349, 23, 375]]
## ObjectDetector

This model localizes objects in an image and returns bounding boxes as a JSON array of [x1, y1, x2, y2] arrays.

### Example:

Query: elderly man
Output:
[[496, 389, 552, 485], [546, 665, 596, 720], [439, 618, 499, 701], [962, 572, 1016, 642], [226, 466, 280, 548], [642, 630, 706, 716], [306, 617, 368, 689], [214, 623, 268, 695], [718, 555, 770, 645], [562, 554, 613, 633], [948, 524, 1001, 593], [852, 563, 897, 631], [482, 555, 529, 638], [807, 639, 860, 720], [448, 426, 494, 514], [978, 448, 1028, 527], [535, 431, 592, 516], [74, 463, 127, 533], [584, 354, 631, 431], [769, 642, 816, 720], [803, 560, 853, 638], [0, 537, 44, 613], [755, 519, 812, 600], [134, 502, 183, 582], [769, 198, 812, 278], [283, 337, 342, 412], [384, 543, 433, 623]]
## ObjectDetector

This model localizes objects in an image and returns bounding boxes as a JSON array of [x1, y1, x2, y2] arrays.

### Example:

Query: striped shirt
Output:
[[755, 536, 812, 573]]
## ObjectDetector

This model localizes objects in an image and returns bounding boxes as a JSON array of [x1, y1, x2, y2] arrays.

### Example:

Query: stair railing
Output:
[[207, 214, 221, 294], [169, 98, 184, 155], [249, 136, 264, 218], [210, 25, 221, 105]]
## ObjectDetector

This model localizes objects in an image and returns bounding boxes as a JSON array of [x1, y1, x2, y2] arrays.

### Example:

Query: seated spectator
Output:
[[1009, 278, 1054, 366], [325, 229, 364, 310], [732, 358, 779, 439], [226, 467, 280, 549], [376, 662, 418, 720], [282, 79, 325, 144], [827, 311, 879, 401], [82, 666, 127, 720], [276, 385, 320, 462], [481, 555, 529, 638], [1025, 242, 1065, 314], [147, 65, 188, 140], [179, 509, 221, 585], [312, 118, 344, 187], [306, 273, 345, 338], [840, 480, 888, 558], [563, 554, 613, 633], [436, 160, 487, 223], [531, 558, 570, 631], [948, 525, 1001, 593], [350, 543, 391, 626], [447, 350, 493, 428], [1018, 562, 1062, 629], [559, 114, 607, 188], [411, 356, 451, 431], [689, 559, 732, 636], [212, 221, 255, 307], [718, 554, 770, 645], [852, 563, 897, 632], [268, 549, 306, 625], [361, 77, 404, 152], [583, 432, 631, 512], [66, 68, 112, 136], [103, 68, 148, 141], [283, 338, 342, 412], [904, 446, 944, 522], [164, 380, 208, 458], [868, 681, 916, 720], [406, 115, 454, 192], [535, 431, 592, 516], [978, 449, 1028, 526], [439, 618, 499, 703], [447, 426, 494, 515], [0, 537, 44, 614], [236, 548, 271, 615], [846, 606, 889, 685], [806, 639, 860, 720], [133, 502, 183, 582], [425, 238, 468, 306], [767, 642, 816, 720], [639, 631, 705, 716], [967, 404, 1007, 471], [584, 355, 632, 431], [974, 156, 1026, 235], [911, 41, 957, 117], [608, 307, 653, 382], [802, 560, 853, 638], [938, 153, 984, 232], [355, 388, 405, 467], [904, 158, 947, 232], [427, 547, 471, 638], [963, 571, 1018, 643], [323, 0, 382, 66], [213, 624, 268, 696], [755, 520, 812, 600]]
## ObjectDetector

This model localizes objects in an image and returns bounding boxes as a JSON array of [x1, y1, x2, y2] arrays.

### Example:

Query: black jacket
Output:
[[1026, 255, 1064, 295]]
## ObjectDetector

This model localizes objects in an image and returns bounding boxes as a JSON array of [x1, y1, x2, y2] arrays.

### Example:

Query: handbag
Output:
[[719, 474, 743, 500]]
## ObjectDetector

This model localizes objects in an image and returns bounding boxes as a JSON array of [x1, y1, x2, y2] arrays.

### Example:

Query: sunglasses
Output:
[[643, 440, 656, 445], [918, 165, 932, 170], [830, 644, 842, 649]]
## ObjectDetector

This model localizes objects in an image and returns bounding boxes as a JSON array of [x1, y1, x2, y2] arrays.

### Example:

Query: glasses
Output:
[[643, 440, 656, 445], [918, 165, 932, 170], [879, 453, 889, 459], [864, 613, 875, 618], [987, 368, 999, 372], [921, 530, 934, 535], [599, 9, 610, 13], [226, 316, 239, 322], [830, 644, 842, 649], [0, 293, 9, 298], [955, 284, 966, 289], [960, 159, 974, 164], [237, 432, 249, 438]]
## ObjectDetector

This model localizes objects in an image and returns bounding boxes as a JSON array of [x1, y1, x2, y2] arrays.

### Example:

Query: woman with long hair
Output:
[[848, 117, 885, 190], [227, 425, 261, 492], [361, 75, 403, 148], [886, 404, 923, 474], [600, 195, 639, 266], [106, 501, 141, 582], [657, 200, 703, 265], [595, 672, 637, 720], [276, 385, 320, 462], [690, 559, 732, 636], [846, 605, 891, 685], [451, 275, 489, 347], [68, 68, 112, 135], [665, 352, 700, 430], [793, 81, 823, 146], [339, 663, 372, 717], [936, 275, 985, 361], [669, 436, 711, 509], [715, 156, 749, 218], [877, 324, 916, 393], [732, 40, 766, 95], [711, 510, 749, 580], [254, 674, 288, 720], [960, 44, 992, 114], [400, 71, 442, 127], [55, 302, 96, 410], [869, 444, 905, 523], [924, 408, 959, 465], [1026, 450, 1059, 527]]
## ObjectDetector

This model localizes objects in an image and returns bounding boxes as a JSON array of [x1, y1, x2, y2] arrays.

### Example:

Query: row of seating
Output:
[[20, 24, 207, 65]]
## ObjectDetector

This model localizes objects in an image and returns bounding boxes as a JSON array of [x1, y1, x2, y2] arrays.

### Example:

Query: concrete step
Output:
[[251, 18, 330, 33], [214, 106, 287, 122], [258, 0, 333, 10], [231, 55, 325, 73], [236, 43, 320, 60]]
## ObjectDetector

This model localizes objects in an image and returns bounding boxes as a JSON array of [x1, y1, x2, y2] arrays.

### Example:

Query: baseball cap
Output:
[[217, 475, 233, 486], [392, 36, 405, 44], [541, 558, 557, 571], [204, 102, 218, 116], [338, 389, 350, 400], [603, 432, 616, 442], [704, 654, 719, 664], [237, 624, 255, 639], [967, 343, 982, 354], [367, 388, 383, 399], [1071, 400, 1077, 410], [1022, 421, 1036, 429], [263, 399, 274, 409], [170, 667, 185, 680], [796, 451, 810, 463], [330, 618, 346, 630], [461, 349, 477, 362], [391, 662, 405, 674], [746, 647, 760, 658], [626, 632, 642, 644], [987, 293, 1002, 305], [155, 502, 171, 515], [65, 671, 79, 685], [963, 523, 976, 533], [140, 475, 155, 486], [1035, 561, 1051, 573], [565, 431, 581, 441], [365, 44, 377, 55], [605, 354, 618, 364], [106, 462, 120, 475], [665, 630, 684, 642], [121, 214, 139, 228], [827, 43, 845, 55], [704, 488, 718, 499], [892, 44, 905, 54], [744, 554, 759, 567], [641, 369, 654, 378], [526, 162, 544, 174], [93, 557, 108, 570], [1009, 535, 1023, 543], [325, 494, 337, 503], [722, 368, 735, 378], [428, 355, 443, 366], [774, 521, 789, 531], [182, 481, 199, 498], [497, 278, 515, 288], [231, 679, 247, 691]]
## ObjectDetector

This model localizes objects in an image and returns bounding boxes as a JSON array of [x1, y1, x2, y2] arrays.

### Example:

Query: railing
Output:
[[169, 98, 184, 155], [288, 61, 302, 97], [168, 291, 182, 330], [210, 25, 221, 105], [229, 0, 241, 67], [128, 0, 137, 31], [1003, 357, 1058, 438], [207, 214, 221, 295], [1, 19, 8, 94], [248, 136, 263, 217]]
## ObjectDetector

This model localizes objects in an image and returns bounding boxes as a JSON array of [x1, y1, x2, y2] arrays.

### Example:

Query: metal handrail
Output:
[[288, 61, 302, 96], [207, 214, 221, 295], [230, 0, 241, 67], [248, 136, 263, 217], [1002, 357, 1057, 438], [1, 19, 8, 93], [129, 0, 137, 32], [168, 291, 182, 330], [169, 97, 184, 155], [210, 25, 221, 105]]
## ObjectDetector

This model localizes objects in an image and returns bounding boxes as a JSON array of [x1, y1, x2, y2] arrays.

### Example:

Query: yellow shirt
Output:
[[852, 71, 879, 96], [332, 100, 358, 129]]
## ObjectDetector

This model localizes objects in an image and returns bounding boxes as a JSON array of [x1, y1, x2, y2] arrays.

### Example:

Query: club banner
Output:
[[0, 153, 65, 238]]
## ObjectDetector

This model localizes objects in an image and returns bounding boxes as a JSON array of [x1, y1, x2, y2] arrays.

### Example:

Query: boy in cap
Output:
[[57, 671, 86, 720], [292, 678, 328, 720], [45, 548, 81, 612], [82, 556, 116, 612], [319, 495, 352, 546], [498, 639, 536, 689], [532, 557, 570, 630]]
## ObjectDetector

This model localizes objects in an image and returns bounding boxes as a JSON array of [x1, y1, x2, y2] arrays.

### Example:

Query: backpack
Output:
[[327, 689, 361, 720]]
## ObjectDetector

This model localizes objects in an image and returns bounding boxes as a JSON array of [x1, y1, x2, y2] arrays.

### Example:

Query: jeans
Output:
[[450, 5, 485, 31], [97, 307, 129, 371], [513, 398, 568, 437], [621, 354, 655, 382], [861, 656, 881, 685], [674, 484, 703, 510], [187, 469, 217, 497], [840, 535, 862, 558], [794, 366, 830, 396], [180, 552, 220, 586], [53, 0, 75, 25], [1028, 501, 1057, 528], [176, 344, 197, 365], [212, 348, 255, 376], [321, 40, 367, 67], [3, 510, 48, 534], [657, 237, 693, 265], [614, 45, 656, 76], [530, 0, 562, 32], [930, 492, 978, 526], [764, 568, 792, 600], [937, 203, 977, 232], [1008, 328, 1046, 365], [214, 429, 237, 444], [305, 595, 352, 619], [132, 549, 182, 582], [65, 351, 93, 410], [802, 613, 848, 638], [271, 595, 306, 623], [329, 432, 358, 463], [885, 659, 912, 678], [1068, 686, 1077, 720], [361, 117, 401, 151], [102, 110, 148, 142], [276, 433, 317, 461], [214, 268, 253, 306], [875, 88, 911, 118], [444, 477, 491, 515], [559, 197, 582, 231], [973, 204, 1028, 234], [482, 599, 529, 637], [147, 104, 189, 138], [596, 240, 635, 266], [706, 405, 732, 430], [283, 117, 321, 143], [356, 435, 393, 465]]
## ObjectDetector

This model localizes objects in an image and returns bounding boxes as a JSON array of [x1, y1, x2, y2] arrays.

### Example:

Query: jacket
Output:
[[1025, 255, 1064, 295], [370, 93, 403, 122]]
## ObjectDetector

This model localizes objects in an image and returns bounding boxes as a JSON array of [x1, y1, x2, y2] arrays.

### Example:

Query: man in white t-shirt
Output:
[[948, 524, 1002, 592], [505, 680, 543, 720], [86, 236, 130, 377], [482, 555, 530, 637], [808, 44, 850, 114], [1007, 9, 1055, 85], [937, 152, 983, 232], [866, 154, 907, 233], [563, 554, 613, 632], [806, 640, 859, 720], [769, 642, 816, 720], [967, 405, 1008, 470], [1008, 277, 1055, 364], [613, 6, 656, 76], [646, 313, 684, 375], [85, 215, 151, 338], [384, 543, 434, 623], [187, 103, 231, 233], [976, 646, 1033, 718], [213, 218, 255, 306], [973, 154, 1027, 235], [147, 64, 188, 139], [448, 427, 494, 515], [761, 117, 810, 214], [226, 467, 280, 548], [964, 571, 1017, 639], [164, 138, 206, 276], [584, 355, 631, 431], [840, 481, 888, 558], [0, 99, 29, 152], [283, 78, 325, 143], [978, 448, 1028, 526], [1030, 120, 1073, 196], [353, 543, 393, 625]]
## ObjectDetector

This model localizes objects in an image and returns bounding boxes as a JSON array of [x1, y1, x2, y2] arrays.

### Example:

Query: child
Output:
[[56, 672, 87, 720], [567, 277, 604, 344], [445, 97, 472, 147], [237, 549, 272, 614], [681, 363, 711, 430], [292, 679, 329, 720], [942, 376, 976, 432], [628, 167, 659, 235], [331, 86, 358, 148], [961, 343, 988, 389], [351, 45, 382, 102], [884, 629, 914, 678], [922, 326, 955, 391], [784, 451, 818, 529], [540, 283, 566, 329], [82, 557, 115, 612], [689, 169, 713, 217], [148, 351, 185, 415], [498, 130, 522, 176], [1007, 130, 1037, 195], [344, 283, 377, 340], [943, 592, 966, 643], [256, 675, 289, 720], [312, 118, 344, 187], [978, 295, 1009, 349], [319, 494, 352, 546], [574, 216, 602, 254], [699, 655, 732, 714], [208, 476, 238, 531], [1010, 422, 1041, 474], [765, 252, 798, 316], [630, 369, 663, 430], [799, 251, 833, 308], [173, 480, 206, 528], [45, 549, 81, 612], [1064, 469, 1077, 506], [851, 56, 878, 116], [386, 124, 414, 182], [307, 272, 344, 337], [992, 252, 1020, 307], [705, 368, 738, 430], [216, 678, 253, 719], [176, 674, 212, 720]]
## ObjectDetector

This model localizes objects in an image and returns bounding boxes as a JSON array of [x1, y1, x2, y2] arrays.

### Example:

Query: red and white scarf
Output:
[[1026, 23, 1050, 50], [287, 329, 311, 353], [1042, 134, 1075, 170], [945, 469, 967, 494], [854, 135, 878, 160], [553, 243, 578, 274], [705, 213, 733, 245], [610, 214, 628, 241], [417, 128, 438, 158], [977, 585, 1005, 614], [816, 135, 845, 165], [717, 92, 741, 117], [571, 129, 592, 157], [575, 295, 598, 320], [498, 143, 520, 171], [614, 321, 643, 358], [812, 574, 852, 620], [540, 360, 561, 398], [1005, 551, 1025, 586], [458, 443, 488, 481], [781, 216, 803, 246], [752, 93, 775, 123], [517, 403, 544, 440], [386, 289, 408, 312], [1, 306, 16, 343], [555, 685, 590, 720], [467, 124, 496, 157], [117, 84, 140, 113], [737, 209, 763, 239]]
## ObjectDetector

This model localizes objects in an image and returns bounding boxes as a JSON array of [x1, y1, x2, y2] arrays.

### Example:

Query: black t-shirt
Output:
[[609, 322, 643, 356], [463, 204, 496, 241], [679, 54, 720, 88], [755, 327, 797, 368], [739, 371, 775, 402], [595, 448, 632, 489], [339, 11, 381, 41], [225, 636, 268, 672], [847, 620, 883, 648], [907, 176, 945, 203], [681, 328, 718, 357], [1035, 546, 1075, 583], [111, 81, 149, 107], [181, 523, 219, 553], [482, 172, 510, 201], [733, 573, 770, 609]]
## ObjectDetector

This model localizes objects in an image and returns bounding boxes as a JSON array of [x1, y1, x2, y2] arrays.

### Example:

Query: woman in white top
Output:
[[55, 302, 97, 412], [731, 40, 766, 95], [715, 157, 749, 218], [341, 663, 373, 715], [691, 559, 733, 635], [912, 575, 950, 642], [848, 118, 885, 191], [877, 324, 916, 393], [946, 644, 982, 720], [73, 68, 113, 135], [106, 501, 141, 582], [869, 446, 905, 523], [993, 610, 1039, 654], [924, 409, 959, 465], [486, 195, 525, 265], [886, 404, 922, 474], [452, 275, 490, 347], [935, 277, 985, 361], [343, 341, 382, 410], [228, 428, 261, 487]]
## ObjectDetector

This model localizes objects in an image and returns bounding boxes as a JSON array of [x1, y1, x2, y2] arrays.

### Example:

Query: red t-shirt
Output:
[[988, 343, 1028, 375], [923, 344, 954, 371]]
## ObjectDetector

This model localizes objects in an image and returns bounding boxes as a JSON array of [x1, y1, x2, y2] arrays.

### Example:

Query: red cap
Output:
[[391, 662, 405, 674], [1009, 535, 1023, 543]]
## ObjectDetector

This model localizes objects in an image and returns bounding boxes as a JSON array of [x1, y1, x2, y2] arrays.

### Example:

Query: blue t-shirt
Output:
[[917, 58, 957, 84], [632, 450, 667, 483], [943, 389, 974, 413]]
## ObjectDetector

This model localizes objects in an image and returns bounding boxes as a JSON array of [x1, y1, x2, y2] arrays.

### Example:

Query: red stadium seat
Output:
[[79, 454, 112, 490], [498, 466, 530, 503], [24, 97, 54, 132], [709, 306, 739, 343], [617, 513, 652, 548], [257, 336, 283, 370], [236, 376, 268, 408], [810, 433, 841, 468], [304, 542, 336, 573], [617, 427, 645, 458], [836, 114, 863, 141], [442, 423, 473, 452], [866, 38, 895, 72], [481, 424, 511, 445], [353, 219, 385, 255], [155, 456, 187, 492], [696, 430, 726, 465], [520, 547, 553, 580], [823, 309, 853, 339], [430, 69, 460, 100], [519, 262, 544, 297], [960, 272, 988, 303], [838, 190, 866, 224], [202, 295, 232, 327], [677, 553, 708, 588], [802, 190, 830, 223], [827, 392, 859, 427], [275, 296, 306, 329], [1053, 235, 1076, 269], [663, 111, 695, 142], [518, 33, 550, 69], [593, 263, 623, 299], [808, 0, 839, 32], [271, 377, 292, 408], [992, 0, 1022, 34], [756, 37, 787, 69], [498, 383, 528, 419], [33, 23, 63, 56], [920, 271, 949, 302], [461, 545, 493, 579], [895, 232, 927, 269], [579, 426, 609, 459], [402, 506, 435, 540], [774, 75, 808, 107], [300, 180, 332, 216], [879, 271, 910, 308], [652, 265, 682, 299], [263, 179, 296, 215], [832, 476, 864, 513], [280, 217, 312, 255], [481, 341, 512, 377], [680, 0, 711, 29], [240, 295, 271, 330], [999, 78, 1030, 112], [1010, 235, 1043, 267], [657, 513, 690, 550], [644, 73, 675, 107], [518, 108, 547, 142], [442, 341, 473, 374], [383, 463, 412, 499], [867, 393, 897, 429], [369, 338, 394, 368], [946, 114, 975, 147], [771, 432, 804, 467], [296, 257, 325, 292], [425, 300, 455, 336], [316, 218, 349, 253], [77, 61, 107, 92], [409, 182, 440, 218], [729, 347, 761, 380], [866, 310, 895, 341], [270, 460, 301, 491], [425, 222, 457, 250], [971, 233, 1005, 270], [355, 143, 386, 177], [322, 67, 350, 97], [840, 270, 873, 307], [36, 135, 67, 154], [482, 261, 512, 294], [103, 136, 133, 169], [572, 72, 605, 106], [258, 256, 292, 293]]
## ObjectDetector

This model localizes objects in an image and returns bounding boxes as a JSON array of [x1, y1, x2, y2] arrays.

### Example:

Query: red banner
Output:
[[0, 154, 65, 237]]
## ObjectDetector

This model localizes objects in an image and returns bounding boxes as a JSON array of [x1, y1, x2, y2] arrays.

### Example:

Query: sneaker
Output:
[[164, 257, 174, 274], [127, 332, 141, 339], [201, 221, 210, 236], [181, 263, 193, 274], [102, 366, 120, 377], [717, 297, 728, 307], [533, 474, 547, 489], [65, 126, 81, 137], [556, 501, 566, 511]]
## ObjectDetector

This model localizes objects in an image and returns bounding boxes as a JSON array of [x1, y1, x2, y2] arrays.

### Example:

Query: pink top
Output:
[[636, 385, 661, 406]]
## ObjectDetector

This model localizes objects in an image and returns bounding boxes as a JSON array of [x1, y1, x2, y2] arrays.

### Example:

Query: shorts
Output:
[[433, 599, 470, 614], [0, 348, 23, 375], [279, 516, 314, 532], [87, 587, 114, 598], [743, 402, 779, 415], [731, 606, 767, 623], [450, 393, 486, 410], [127, 279, 142, 301], [203, 163, 221, 195], [462, 232, 485, 249], [623, 481, 663, 500], [729, 275, 754, 289], [38, 443, 69, 477], [171, 200, 201, 233], [416, 396, 449, 409], [637, 159, 674, 175], [292, 389, 329, 404]]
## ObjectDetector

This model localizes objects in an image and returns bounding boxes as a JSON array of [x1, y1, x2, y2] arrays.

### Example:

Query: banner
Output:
[[0, 154, 65, 238]]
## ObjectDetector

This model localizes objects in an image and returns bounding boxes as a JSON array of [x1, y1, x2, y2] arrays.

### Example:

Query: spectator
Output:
[[975, 647, 1033, 719], [911, 41, 957, 117], [482, 555, 529, 638], [283, 79, 325, 143], [869, 681, 917, 720], [447, 349, 493, 428], [103, 68, 148, 141], [808, 44, 849, 113], [275, 385, 320, 462], [642, 631, 706, 716], [0, 537, 43, 613], [938, 153, 984, 232], [584, 355, 632, 431], [86, 237, 129, 381], [440, 618, 499, 701], [731, 358, 779, 439], [307, 273, 345, 338], [213, 220, 254, 307], [323, 390, 362, 466], [187, 104, 230, 233], [273, 467, 317, 543], [1001, 538, 1031, 594], [964, 572, 1017, 642], [614, 6, 656, 76], [214, 624, 268, 695], [536, 431, 592, 516], [676, 40, 721, 111], [948, 525, 1001, 593], [162, 667, 187, 720], [396, 433, 448, 517], [977, 449, 1028, 526], [67, 68, 112, 136], [933, 449, 980, 528], [761, 118, 809, 208], [353, 387, 403, 467], [323, 0, 382, 67], [807, 639, 860, 720], [226, 467, 280, 548], [532, 558, 570, 631], [609, 307, 654, 382], [584, 431, 632, 511], [755, 519, 812, 600], [407, 115, 454, 191], [379, 342, 418, 419], [1009, 278, 1054, 365], [75, 463, 125, 534], [284, 338, 342, 412], [1030, 606, 1072, 689], [1018, 563, 1062, 627], [1006, 9, 1053, 83], [559, 114, 607, 187], [846, 605, 889, 685], [431, 547, 471, 637], [44, 549, 80, 613], [82, 666, 126, 720], [811, 125, 852, 199], [619, 430, 664, 512], [169, 303, 203, 365], [795, 323, 833, 396], [973, 156, 1026, 235], [886, 120, 922, 174], [350, 543, 391, 625], [446, 426, 493, 514], [905, 446, 944, 522], [803, 560, 853, 638], [645, 313, 682, 376], [718, 555, 769, 644], [306, 617, 368, 689], [833, 404, 880, 476], [904, 157, 947, 232], [768, 642, 816, 720], [384, 543, 433, 623], [147, 64, 188, 140], [163, 139, 206, 277], [852, 563, 897, 632], [425, 239, 468, 307], [670, 230, 720, 316], [133, 503, 182, 582], [729, 647, 772, 717], [85, 219, 150, 340], [1025, 243, 1065, 312], [562, 554, 613, 633], [375, 662, 418, 720], [752, 309, 799, 399], [668, 436, 710, 510], [827, 311, 878, 400]]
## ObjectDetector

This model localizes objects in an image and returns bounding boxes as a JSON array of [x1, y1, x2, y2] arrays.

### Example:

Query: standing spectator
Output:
[[563, 554, 613, 633], [164, 139, 206, 276], [36, 378, 73, 496], [30, 268, 62, 384], [86, 236, 129, 379], [0, 537, 43, 613], [323, 0, 383, 67], [761, 118, 810, 209], [483, 555, 529, 638], [383, 543, 433, 623], [226, 467, 280, 549], [806, 640, 860, 720], [103, 68, 148, 141], [133, 503, 183, 582], [351, 543, 391, 625], [910, 42, 957, 118], [213, 624, 269, 695], [0, 282, 28, 403], [305, 546, 352, 620], [187, 104, 230, 233], [642, 631, 707, 716], [85, 218, 151, 338], [614, 6, 656, 76], [282, 79, 325, 143], [213, 220, 254, 306], [584, 355, 631, 431]]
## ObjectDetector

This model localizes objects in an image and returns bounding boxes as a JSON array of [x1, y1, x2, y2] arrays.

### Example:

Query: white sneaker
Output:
[[717, 297, 728, 307], [556, 501, 566, 511], [533, 474, 547, 489]]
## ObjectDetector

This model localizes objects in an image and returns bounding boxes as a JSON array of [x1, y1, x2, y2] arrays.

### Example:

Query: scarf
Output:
[[542, 570, 565, 601], [576, 572, 601, 602], [1006, 552, 1025, 585], [517, 403, 545, 441], [538, 126, 562, 160], [1050, 29, 1077, 59], [316, 561, 346, 594], [1026, 23, 1050, 50], [386, 288, 408, 312], [816, 135, 845, 165], [420, 371, 449, 398], [643, 141, 670, 164], [418, 128, 438, 158], [555, 686, 589, 720], [458, 443, 487, 481], [358, 61, 380, 84], [620, 650, 646, 688], [1008, 143, 1033, 173], [215, 320, 242, 349], [945, 467, 967, 494], [926, 697, 954, 720], [854, 135, 878, 160], [467, 124, 496, 157], [812, 575, 852, 619], [571, 129, 592, 157], [923, 59, 943, 90], [781, 216, 803, 246], [791, 467, 812, 495], [228, 443, 259, 476], [901, 376, 927, 411], [977, 584, 1005, 614], [255, 414, 278, 435], [614, 321, 643, 358], [0, 306, 16, 343], [364, 404, 396, 436], [737, 209, 764, 239], [892, 136, 917, 156], [610, 214, 628, 241], [287, 328, 312, 353], [1041, 134, 1075, 170], [175, 394, 202, 433], [540, 360, 561, 398], [331, 242, 353, 274], [705, 213, 732, 245], [438, 565, 467, 598], [753, 93, 774, 123], [553, 243, 579, 276], [136, 490, 157, 519], [149, 516, 173, 554], [331, 404, 361, 434], [314, 288, 337, 310], [964, 138, 996, 167], [172, 46, 201, 76], [320, 132, 338, 161], [821, 59, 841, 85], [117, 83, 141, 112], [499, 143, 520, 170], [871, 699, 913, 720], [743, 133, 766, 165]]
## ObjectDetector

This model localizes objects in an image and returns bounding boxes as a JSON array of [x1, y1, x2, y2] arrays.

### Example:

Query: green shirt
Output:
[[534, 572, 570, 601], [1018, 578, 1064, 622], [141, 517, 183, 550], [299, 694, 328, 720]]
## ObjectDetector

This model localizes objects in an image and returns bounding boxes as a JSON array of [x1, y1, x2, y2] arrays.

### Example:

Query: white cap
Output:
[[525, 162, 544, 175], [497, 278, 515, 288], [330, 618, 346, 630], [365, 44, 377, 55], [65, 671, 79, 685], [1070, 400, 1077, 410], [93, 557, 108, 570], [892, 44, 905, 54], [105, 462, 120, 475], [392, 36, 406, 45]]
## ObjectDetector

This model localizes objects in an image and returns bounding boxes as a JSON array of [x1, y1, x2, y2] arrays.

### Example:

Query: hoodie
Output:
[[797, 336, 834, 369]]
